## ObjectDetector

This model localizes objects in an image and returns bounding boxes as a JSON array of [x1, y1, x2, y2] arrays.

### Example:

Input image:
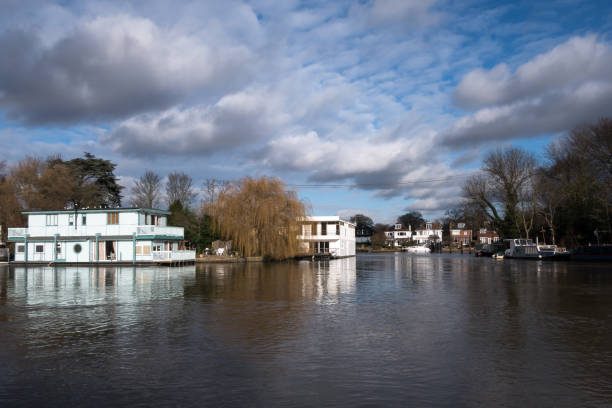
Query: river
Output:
[[1, 254, 611, 407]]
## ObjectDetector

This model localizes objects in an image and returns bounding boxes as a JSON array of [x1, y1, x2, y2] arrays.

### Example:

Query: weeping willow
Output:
[[214, 177, 309, 260]]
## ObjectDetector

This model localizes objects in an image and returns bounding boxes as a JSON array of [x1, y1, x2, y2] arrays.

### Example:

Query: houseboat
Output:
[[504, 239, 569, 260], [298, 216, 356, 258], [7, 208, 195, 265], [504, 239, 542, 259]]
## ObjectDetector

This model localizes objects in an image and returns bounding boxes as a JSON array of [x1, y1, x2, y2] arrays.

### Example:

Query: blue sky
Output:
[[1, 0, 611, 223]]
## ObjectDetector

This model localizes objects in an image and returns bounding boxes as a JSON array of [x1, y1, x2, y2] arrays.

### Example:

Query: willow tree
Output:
[[215, 177, 308, 259]]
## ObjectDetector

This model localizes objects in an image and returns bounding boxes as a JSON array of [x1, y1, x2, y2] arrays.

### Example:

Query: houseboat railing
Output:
[[8, 225, 184, 238], [152, 250, 196, 261]]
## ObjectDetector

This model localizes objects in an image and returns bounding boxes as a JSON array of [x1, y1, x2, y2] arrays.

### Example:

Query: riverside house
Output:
[[413, 222, 443, 244], [384, 223, 412, 247], [450, 222, 473, 246], [298, 216, 356, 258], [8, 208, 195, 265]]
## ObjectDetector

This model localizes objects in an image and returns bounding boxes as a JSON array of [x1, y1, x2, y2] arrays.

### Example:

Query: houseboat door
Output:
[[55, 241, 65, 261]]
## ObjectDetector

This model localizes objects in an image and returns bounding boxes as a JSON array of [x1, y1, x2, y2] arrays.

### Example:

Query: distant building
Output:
[[450, 222, 473, 246], [8, 208, 195, 264], [478, 228, 499, 244], [385, 223, 412, 247], [414, 222, 443, 244], [355, 224, 374, 247], [298, 216, 355, 258]]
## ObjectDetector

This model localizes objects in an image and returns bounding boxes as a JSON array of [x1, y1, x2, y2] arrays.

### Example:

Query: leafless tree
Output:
[[201, 178, 229, 216], [166, 171, 196, 207], [131, 170, 162, 208], [463, 147, 536, 237]]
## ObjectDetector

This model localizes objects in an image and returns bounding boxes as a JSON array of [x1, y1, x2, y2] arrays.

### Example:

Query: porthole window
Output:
[[74, 244, 82, 253]]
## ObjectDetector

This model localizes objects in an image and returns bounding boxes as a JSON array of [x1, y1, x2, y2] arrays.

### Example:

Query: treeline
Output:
[[460, 118, 612, 247], [0, 157, 308, 258], [0, 153, 122, 236]]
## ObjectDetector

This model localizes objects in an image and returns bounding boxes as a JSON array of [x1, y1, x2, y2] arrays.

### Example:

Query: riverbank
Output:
[[195, 256, 263, 263]]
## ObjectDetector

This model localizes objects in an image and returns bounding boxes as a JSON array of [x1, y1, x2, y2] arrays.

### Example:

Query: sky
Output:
[[1, 0, 611, 223]]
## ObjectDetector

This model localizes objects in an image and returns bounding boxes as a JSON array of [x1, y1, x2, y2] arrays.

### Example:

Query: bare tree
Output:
[[166, 171, 196, 207], [463, 147, 536, 238], [131, 170, 162, 208], [201, 178, 229, 216]]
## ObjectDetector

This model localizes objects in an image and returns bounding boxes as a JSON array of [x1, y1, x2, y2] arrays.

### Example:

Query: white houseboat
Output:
[[298, 216, 356, 258], [7, 208, 195, 265]]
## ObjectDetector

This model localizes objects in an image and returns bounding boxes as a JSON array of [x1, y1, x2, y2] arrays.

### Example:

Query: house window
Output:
[[56, 243, 61, 254], [303, 224, 312, 236], [46, 214, 58, 225], [321, 223, 327, 235], [35, 245, 44, 253], [82, 215, 87, 225], [17, 245, 24, 253], [395, 223, 402, 230], [336, 223, 340, 235], [68, 214, 74, 226], [426, 222, 432, 230], [107, 213, 119, 224]]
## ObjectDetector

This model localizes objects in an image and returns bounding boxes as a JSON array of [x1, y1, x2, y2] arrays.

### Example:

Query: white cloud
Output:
[[444, 35, 612, 146]]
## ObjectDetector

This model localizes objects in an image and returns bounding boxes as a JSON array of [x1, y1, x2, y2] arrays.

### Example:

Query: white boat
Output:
[[504, 239, 541, 259], [404, 245, 431, 254]]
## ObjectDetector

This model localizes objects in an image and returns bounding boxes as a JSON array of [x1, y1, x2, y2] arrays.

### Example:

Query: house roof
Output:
[[22, 207, 171, 216], [416, 222, 442, 230]]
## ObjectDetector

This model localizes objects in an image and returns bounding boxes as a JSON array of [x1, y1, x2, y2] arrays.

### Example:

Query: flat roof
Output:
[[22, 208, 171, 216], [302, 216, 356, 226]]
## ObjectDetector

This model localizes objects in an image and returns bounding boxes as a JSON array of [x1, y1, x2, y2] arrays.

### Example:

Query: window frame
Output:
[[107, 212, 119, 225], [45, 214, 58, 226]]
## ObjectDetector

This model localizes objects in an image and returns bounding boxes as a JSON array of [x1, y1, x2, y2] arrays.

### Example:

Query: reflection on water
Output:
[[1, 254, 611, 407]]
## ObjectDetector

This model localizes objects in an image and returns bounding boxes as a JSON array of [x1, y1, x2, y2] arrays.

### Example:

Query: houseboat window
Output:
[[68, 214, 74, 226], [46, 214, 58, 225], [17, 245, 24, 253], [107, 212, 119, 224], [82, 215, 87, 225], [56, 243, 61, 254], [74, 244, 82, 253], [35, 245, 44, 253]]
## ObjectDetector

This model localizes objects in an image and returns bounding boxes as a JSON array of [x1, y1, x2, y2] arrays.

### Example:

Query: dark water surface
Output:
[[1, 254, 611, 407]]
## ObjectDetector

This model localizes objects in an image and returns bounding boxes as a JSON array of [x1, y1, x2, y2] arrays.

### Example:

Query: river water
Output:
[[1, 254, 611, 407]]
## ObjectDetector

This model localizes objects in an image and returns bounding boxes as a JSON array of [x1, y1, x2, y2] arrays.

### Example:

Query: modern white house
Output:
[[298, 216, 356, 258], [413, 222, 443, 244], [384, 223, 412, 247], [7, 208, 195, 265]]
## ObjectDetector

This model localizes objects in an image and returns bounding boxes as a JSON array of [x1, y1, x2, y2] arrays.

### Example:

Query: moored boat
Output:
[[404, 245, 431, 254], [571, 245, 612, 262], [504, 239, 542, 259]]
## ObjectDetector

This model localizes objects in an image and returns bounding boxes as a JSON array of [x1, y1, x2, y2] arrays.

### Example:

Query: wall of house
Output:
[[29, 211, 167, 229]]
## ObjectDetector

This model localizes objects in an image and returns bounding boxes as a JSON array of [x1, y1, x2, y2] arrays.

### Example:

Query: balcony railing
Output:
[[8, 225, 184, 238], [152, 250, 196, 261]]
